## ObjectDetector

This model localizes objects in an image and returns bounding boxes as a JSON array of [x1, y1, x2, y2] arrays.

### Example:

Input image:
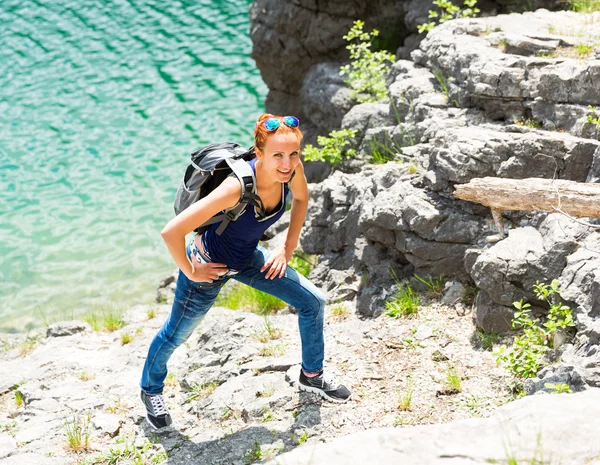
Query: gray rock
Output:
[[301, 62, 355, 137], [0, 434, 17, 460], [473, 290, 514, 333], [92, 413, 122, 437], [46, 321, 90, 337], [249, 0, 407, 138], [442, 282, 466, 305], [1, 453, 70, 465], [270, 388, 600, 465]]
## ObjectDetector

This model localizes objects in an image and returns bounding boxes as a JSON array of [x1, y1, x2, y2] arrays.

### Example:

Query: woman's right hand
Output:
[[186, 261, 229, 283]]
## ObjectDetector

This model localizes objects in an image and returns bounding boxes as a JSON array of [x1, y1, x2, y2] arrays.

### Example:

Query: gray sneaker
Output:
[[298, 370, 351, 403], [140, 390, 172, 430]]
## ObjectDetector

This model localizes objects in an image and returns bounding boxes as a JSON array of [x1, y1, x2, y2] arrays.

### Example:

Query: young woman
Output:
[[140, 114, 351, 430]]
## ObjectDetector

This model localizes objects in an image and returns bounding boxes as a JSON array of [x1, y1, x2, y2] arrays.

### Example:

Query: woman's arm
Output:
[[285, 161, 309, 254], [161, 177, 241, 280]]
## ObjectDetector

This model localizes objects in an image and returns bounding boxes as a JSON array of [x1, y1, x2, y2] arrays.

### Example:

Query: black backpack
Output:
[[174, 142, 267, 235]]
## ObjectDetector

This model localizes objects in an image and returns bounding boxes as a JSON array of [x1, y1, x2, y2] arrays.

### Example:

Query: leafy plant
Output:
[[291, 430, 310, 445], [261, 408, 275, 422], [243, 442, 262, 465], [216, 282, 286, 315], [289, 251, 315, 277], [418, 0, 481, 33], [15, 391, 24, 407], [494, 280, 576, 379], [513, 117, 542, 128], [569, 0, 600, 13], [147, 308, 156, 319], [588, 106, 600, 134], [339, 20, 395, 103], [544, 382, 572, 394], [303, 129, 357, 166]]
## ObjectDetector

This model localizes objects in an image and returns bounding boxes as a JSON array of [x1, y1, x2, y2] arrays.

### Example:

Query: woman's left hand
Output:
[[261, 246, 293, 280]]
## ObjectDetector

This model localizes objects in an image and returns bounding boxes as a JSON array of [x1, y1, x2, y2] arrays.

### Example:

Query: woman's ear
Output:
[[254, 147, 264, 159]]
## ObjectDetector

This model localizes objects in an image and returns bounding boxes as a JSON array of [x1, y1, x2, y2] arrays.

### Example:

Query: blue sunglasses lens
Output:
[[283, 116, 299, 128], [263, 118, 280, 131]]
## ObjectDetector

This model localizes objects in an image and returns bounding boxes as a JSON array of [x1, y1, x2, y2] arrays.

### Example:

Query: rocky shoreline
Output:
[[0, 294, 531, 465]]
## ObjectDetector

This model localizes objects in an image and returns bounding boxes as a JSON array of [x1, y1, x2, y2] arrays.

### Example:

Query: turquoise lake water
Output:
[[0, 0, 267, 332]]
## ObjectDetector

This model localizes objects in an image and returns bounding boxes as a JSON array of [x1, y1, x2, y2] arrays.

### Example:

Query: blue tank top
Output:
[[201, 158, 289, 270]]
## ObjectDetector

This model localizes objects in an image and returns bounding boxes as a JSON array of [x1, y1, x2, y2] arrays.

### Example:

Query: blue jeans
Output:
[[140, 244, 326, 395]]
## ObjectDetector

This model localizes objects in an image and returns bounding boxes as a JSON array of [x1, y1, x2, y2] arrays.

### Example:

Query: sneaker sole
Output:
[[297, 382, 351, 403]]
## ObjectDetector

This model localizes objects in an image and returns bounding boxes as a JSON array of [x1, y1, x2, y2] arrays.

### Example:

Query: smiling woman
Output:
[[139, 113, 351, 430], [0, 0, 264, 331]]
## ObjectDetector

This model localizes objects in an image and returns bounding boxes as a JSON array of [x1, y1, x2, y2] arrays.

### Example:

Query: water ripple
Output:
[[0, 0, 264, 331]]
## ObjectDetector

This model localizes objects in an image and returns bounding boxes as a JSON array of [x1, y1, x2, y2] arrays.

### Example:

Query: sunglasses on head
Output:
[[259, 116, 300, 131]]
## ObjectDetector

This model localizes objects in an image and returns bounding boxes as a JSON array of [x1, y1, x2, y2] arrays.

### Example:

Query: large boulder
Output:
[[249, 0, 406, 124], [270, 388, 600, 465], [470, 214, 589, 332]]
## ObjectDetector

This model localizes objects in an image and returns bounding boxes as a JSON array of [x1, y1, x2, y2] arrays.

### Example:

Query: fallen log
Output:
[[454, 177, 600, 218]]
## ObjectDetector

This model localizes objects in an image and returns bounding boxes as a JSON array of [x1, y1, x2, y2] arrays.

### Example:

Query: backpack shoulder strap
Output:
[[199, 157, 267, 235]]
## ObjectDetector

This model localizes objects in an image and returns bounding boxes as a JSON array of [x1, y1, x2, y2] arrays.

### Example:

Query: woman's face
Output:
[[256, 132, 301, 183]]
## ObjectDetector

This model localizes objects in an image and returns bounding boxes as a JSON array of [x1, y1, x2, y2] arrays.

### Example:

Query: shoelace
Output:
[[149, 394, 169, 416]]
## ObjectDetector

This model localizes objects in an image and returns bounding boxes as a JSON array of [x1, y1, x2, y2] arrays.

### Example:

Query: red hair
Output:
[[253, 113, 303, 152]]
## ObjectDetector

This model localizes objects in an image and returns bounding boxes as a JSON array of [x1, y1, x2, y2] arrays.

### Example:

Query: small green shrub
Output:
[[243, 441, 262, 465], [83, 305, 126, 332], [186, 381, 219, 403], [303, 129, 357, 166], [147, 308, 156, 319], [256, 385, 276, 398], [385, 284, 419, 318], [445, 367, 462, 392], [152, 451, 168, 464], [63, 413, 91, 452], [330, 303, 350, 319], [252, 318, 282, 343], [120, 332, 133, 345], [494, 280, 576, 379], [474, 329, 501, 351], [544, 382, 572, 394], [216, 283, 286, 316], [261, 408, 275, 422], [288, 252, 315, 277], [569, 0, 600, 13], [291, 430, 309, 445], [412, 274, 445, 299], [258, 343, 286, 357], [15, 391, 24, 407], [396, 382, 414, 411], [588, 106, 600, 133], [339, 20, 395, 103], [418, 0, 481, 33], [513, 116, 542, 128]]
